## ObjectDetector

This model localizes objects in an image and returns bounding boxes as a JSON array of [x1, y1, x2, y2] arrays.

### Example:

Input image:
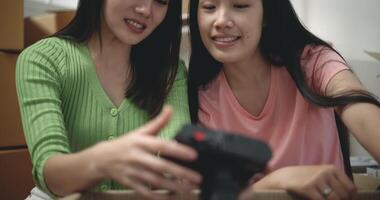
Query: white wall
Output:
[[25, 0, 78, 17], [51, 0, 78, 8], [294, 0, 380, 61], [26, 0, 78, 9], [290, 0, 380, 80]]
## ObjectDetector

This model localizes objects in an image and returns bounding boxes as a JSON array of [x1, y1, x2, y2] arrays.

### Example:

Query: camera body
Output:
[[172, 125, 272, 200]]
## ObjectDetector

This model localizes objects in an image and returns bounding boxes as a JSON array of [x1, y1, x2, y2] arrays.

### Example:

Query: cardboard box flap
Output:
[[24, 10, 75, 48], [0, 0, 24, 50], [354, 173, 380, 190], [364, 50, 380, 62], [0, 52, 26, 147]]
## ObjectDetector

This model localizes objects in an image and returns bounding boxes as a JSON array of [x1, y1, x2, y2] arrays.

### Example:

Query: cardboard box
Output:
[[60, 174, 380, 200], [0, 52, 25, 148], [0, 0, 24, 50], [24, 10, 75, 48], [354, 173, 380, 190], [0, 5, 75, 51], [367, 166, 380, 178], [0, 148, 34, 200], [364, 50, 380, 62]]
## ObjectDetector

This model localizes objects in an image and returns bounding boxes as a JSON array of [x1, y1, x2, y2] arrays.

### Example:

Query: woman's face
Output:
[[103, 0, 169, 45], [197, 0, 264, 64]]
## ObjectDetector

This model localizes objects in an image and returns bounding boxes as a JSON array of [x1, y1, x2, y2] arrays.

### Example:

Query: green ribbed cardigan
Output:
[[16, 37, 190, 196]]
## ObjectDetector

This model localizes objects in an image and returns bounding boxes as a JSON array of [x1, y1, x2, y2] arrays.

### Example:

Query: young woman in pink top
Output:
[[186, 0, 380, 199]]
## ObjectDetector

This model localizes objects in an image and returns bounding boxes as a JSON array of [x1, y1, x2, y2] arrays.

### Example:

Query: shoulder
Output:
[[18, 37, 66, 63], [23, 37, 71, 52], [300, 45, 350, 94], [171, 59, 188, 83], [16, 37, 79, 79], [178, 59, 187, 71], [19, 37, 82, 60], [300, 45, 347, 71], [198, 71, 224, 103]]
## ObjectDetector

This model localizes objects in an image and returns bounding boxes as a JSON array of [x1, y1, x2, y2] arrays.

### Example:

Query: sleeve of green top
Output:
[[159, 60, 191, 139], [15, 39, 71, 196]]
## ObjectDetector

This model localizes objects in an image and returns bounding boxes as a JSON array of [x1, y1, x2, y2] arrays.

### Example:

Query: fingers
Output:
[[278, 165, 355, 200], [317, 183, 336, 200], [335, 171, 356, 194], [135, 105, 173, 136], [131, 150, 202, 185], [119, 175, 173, 200], [314, 168, 355, 200], [113, 152, 200, 199], [290, 182, 324, 200], [123, 165, 196, 193], [134, 136, 198, 161], [325, 171, 356, 199], [326, 178, 348, 199], [306, 189, 325, 200]]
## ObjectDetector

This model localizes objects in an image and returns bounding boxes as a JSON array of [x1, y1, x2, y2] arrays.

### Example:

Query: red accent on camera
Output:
[[194, 131, 206, 142]]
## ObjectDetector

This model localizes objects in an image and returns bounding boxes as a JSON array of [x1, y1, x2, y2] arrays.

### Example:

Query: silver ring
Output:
[[322, 187, 333, 197]]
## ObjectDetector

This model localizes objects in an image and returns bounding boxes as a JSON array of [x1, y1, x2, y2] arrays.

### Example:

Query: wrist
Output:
[[253, 170, 283, 190], [75, 141, 108, 183]]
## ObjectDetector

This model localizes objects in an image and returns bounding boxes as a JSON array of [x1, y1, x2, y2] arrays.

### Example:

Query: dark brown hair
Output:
[[54, 0, 183, 117]]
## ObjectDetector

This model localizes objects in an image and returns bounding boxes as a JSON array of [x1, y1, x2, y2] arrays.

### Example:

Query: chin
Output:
[[117, 33, 148, 46], [211, 52, 241, 64], [120, 38, 142, 46]]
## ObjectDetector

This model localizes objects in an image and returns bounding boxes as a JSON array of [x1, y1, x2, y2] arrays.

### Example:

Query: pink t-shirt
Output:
[[198, 46, 349, 172]]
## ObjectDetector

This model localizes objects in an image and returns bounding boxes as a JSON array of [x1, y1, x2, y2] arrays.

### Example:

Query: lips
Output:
[[124, 18, 147, 33], [211, 35, 241, 48], [212, 36, 241, 43]]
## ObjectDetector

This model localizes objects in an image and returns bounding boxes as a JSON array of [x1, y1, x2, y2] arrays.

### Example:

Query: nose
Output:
[[135, 0, 153, 18], [214, 9, 234, 30]]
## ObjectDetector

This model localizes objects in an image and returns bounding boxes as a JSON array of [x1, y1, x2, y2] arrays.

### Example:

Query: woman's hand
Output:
[[240, 165, 356, 200], [91, 106, 202, 200]]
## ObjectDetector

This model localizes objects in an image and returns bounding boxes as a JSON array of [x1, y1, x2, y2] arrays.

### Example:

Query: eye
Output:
[[155, 0, 169, 5], [233, 4, 250, 9], [202, 4, 216, 10]]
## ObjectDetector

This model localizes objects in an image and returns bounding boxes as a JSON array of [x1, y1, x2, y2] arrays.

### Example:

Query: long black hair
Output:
[[54, 0, 182, 117], [188, 0, 380, 121], [187, 0, 380, 178]]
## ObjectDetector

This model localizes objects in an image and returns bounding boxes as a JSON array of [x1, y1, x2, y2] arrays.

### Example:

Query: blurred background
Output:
[[0, 0, 379, 199]]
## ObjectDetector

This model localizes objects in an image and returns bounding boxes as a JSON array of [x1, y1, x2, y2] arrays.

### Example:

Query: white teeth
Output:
[[214, 36, 239, 42], [126, 19, 144, 29]]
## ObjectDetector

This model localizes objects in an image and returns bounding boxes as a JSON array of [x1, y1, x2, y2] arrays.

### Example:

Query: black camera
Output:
[[171, 125, 272, 200]]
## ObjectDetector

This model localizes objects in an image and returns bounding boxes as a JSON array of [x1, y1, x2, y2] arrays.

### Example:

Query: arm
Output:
[[241, 165, 355, 200], [17, 41, 200, 198], [16, 39, 72, 197], [16, 40, 103, 196], [44, 106, 201, 198], [326, 70, 380, 162], [241, 48, 361, 200], [42, 148, 102, 196]]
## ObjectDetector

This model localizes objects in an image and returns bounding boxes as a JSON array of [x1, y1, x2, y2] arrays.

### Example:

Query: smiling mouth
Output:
[[124, 18, 147, 31], [212, 36, 241, 43]]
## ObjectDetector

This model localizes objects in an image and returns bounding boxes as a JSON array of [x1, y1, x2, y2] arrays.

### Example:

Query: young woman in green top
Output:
[[16, 0, 201, 199]]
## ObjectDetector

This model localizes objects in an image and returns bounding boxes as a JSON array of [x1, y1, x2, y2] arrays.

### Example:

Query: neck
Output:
[[87, 31, 131, 87], [89, 33, 131, 66], [88, 15, 132, 72], [223, 51, 271, 90]]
